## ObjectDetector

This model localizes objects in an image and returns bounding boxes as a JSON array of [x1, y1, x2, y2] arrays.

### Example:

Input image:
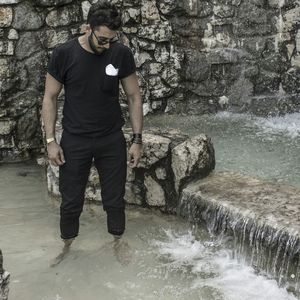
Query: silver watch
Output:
[[46, 137, 55, 144]]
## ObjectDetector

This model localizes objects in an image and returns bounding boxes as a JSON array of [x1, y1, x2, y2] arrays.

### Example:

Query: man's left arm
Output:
[[121, 73, 143, 168]]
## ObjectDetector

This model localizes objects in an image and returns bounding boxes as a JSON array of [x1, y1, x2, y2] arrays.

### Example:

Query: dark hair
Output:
[[87, 1, 121, 31]]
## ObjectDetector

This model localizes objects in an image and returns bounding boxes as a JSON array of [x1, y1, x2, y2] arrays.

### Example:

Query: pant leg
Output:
[[59, 131, 93, 239], [92, 130, 127, 236]]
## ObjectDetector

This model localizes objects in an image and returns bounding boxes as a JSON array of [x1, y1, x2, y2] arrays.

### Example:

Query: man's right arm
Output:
[[41, 73, 65, 166]]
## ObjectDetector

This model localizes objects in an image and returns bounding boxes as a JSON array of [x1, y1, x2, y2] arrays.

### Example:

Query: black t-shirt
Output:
[[47, 37, 136, 137]]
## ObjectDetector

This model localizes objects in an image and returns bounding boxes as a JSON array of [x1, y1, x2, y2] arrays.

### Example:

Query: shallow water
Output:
[[0, 163, 298, 299], [144, 112, 300, 188]]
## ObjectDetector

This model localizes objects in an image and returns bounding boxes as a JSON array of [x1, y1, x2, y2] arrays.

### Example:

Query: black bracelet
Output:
[[132, 133, 142, 139], [131, 133, 143, 144]]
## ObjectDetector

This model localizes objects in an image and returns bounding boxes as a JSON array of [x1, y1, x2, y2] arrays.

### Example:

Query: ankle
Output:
[[63, 238, 74, 246]]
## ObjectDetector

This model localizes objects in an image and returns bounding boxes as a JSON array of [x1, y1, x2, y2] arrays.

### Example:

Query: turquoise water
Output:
[[0, 162, 298, 300], [144, 112, 300, 188]]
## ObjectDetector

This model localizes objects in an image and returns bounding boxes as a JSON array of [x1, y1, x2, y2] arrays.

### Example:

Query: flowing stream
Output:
[[1, 112, 300, 299], [144, 112, 300, 188], [0, 159, 298, 299]]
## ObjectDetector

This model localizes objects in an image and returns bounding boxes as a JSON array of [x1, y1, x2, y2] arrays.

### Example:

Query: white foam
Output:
[[215, 111, 300, 138], [253, 113, 300, 138], [152, 229, 298, 300]]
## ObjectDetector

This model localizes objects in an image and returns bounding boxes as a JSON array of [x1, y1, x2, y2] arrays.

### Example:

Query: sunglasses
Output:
[[92, 31, 119, 46]]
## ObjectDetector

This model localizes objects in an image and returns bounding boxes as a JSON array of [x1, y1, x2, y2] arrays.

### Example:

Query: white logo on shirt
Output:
[[105, 64, 119, 76]]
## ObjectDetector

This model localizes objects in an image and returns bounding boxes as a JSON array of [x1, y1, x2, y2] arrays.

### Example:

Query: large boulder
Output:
[[45, 127, 215, 212]]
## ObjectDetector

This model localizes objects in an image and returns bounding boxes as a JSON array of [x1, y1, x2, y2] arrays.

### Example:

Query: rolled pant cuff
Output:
[[60, 234, 78, 240]]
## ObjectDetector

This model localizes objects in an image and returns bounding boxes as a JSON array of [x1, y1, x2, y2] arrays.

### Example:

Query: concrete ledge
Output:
[[179, 171, 300, 294]]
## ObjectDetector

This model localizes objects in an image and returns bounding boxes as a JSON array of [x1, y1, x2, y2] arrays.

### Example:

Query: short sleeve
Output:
[[47, 47, 65, 84], [118, 47, 136, 79]]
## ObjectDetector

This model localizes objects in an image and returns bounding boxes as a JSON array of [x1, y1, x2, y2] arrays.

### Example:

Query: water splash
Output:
[[151, 229, 298, 300], [253, 113, 300, 138], [215, 111, 300, 138], [178, 195, 300, 297]]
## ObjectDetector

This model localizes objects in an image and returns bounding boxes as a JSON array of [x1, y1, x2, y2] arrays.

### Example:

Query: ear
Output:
[[85, 24, 91, 33]]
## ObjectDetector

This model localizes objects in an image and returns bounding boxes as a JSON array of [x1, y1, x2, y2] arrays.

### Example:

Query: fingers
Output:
[[128, 153, 140, 168], [48, 145, 65, 166], [59, 147, 66, 164]]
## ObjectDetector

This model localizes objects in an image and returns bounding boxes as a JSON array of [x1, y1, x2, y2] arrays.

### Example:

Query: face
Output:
[[88, 25, 118, 54]]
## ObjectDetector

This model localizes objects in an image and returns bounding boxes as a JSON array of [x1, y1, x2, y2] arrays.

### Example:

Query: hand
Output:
[[128, 143, 142, 168], [47, 141, 65, 166]]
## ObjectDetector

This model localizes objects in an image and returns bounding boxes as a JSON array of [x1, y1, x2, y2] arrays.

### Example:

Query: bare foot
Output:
[[113, 237, 132, 266], [50, 238, 74, 267]]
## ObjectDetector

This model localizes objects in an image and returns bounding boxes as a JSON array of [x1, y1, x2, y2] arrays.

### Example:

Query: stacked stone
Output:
[[0, 0, 182, 161], [0, 0, 84, 161], [1, 0, 300, 161], [171, 0, 300, 116], [46, 127, 215, 212]]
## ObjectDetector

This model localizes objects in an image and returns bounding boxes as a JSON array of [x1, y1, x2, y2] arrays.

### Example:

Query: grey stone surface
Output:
[[141, 0, 161, 23], [12, 1, 45, 30], [0, 41, 14, 56], [0, 0, 19, 3], [0, 120, 15, 135], [16, 107, 39, 144], [44, 29, 70, 49], [15, 32, 42, 60], [7, 29, 18, 40], [137, 21, 172, 42], [0, 7, 12, 27], [157, 0, 177, 15], [184, 50, 210, 82], [35, 0, 74, 6], [171, 134, 215, 193], [144, 174, 166, 206], [23, 51, 48, 90], [46, 5, 81, 27], [81, 0, 91, 21], [1, 0, 300, 160]]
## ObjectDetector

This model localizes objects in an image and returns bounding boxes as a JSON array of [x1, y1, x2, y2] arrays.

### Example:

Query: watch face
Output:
[[47, 138, 55, 144]]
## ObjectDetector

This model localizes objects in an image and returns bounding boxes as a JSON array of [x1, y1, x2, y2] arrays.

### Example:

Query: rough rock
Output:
[[81, 1, 91, 21], [144, 174, 166, 206], [141, 0, 161, 23], [138, 133, 171, 168], [46, 127, 215, 210], [171, 134, 215, 193], [44, 29, 70, 48], [0, 7, 12, 27], [12, 1, 44, 30], [15, 32, 42, 60], [0, 41, 14, 56], [7, 29, 18, 40], [137, 21, 172, 42], [35, 0, 74, 6], [46, 5, 81, 27]]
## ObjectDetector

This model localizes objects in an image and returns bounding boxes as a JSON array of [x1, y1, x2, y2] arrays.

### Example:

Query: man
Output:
[[41, 2, 143, 258]]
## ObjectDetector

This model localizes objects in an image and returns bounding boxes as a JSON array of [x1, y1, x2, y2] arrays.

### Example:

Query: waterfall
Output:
[[178, 188, 300, 297]]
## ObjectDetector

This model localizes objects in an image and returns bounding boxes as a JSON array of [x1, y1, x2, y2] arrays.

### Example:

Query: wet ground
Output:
[[0, 162, 298, 300]]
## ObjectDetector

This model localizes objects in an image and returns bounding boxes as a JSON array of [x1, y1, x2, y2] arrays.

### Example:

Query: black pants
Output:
[[59, 129, 127, 239]]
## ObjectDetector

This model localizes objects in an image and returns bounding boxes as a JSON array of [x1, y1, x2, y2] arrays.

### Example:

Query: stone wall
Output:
[[0, 0, 300, 160]]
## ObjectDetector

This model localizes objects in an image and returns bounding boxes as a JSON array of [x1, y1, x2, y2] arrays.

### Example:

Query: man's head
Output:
[[86, 1, 121, 54]]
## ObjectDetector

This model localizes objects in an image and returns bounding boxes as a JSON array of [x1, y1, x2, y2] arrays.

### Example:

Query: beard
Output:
[[88, 34, 105, 55]]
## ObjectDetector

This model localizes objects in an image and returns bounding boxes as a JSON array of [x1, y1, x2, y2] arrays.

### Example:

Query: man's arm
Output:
[[41, 73, 65, 166], [121, 72, 143, 168]]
